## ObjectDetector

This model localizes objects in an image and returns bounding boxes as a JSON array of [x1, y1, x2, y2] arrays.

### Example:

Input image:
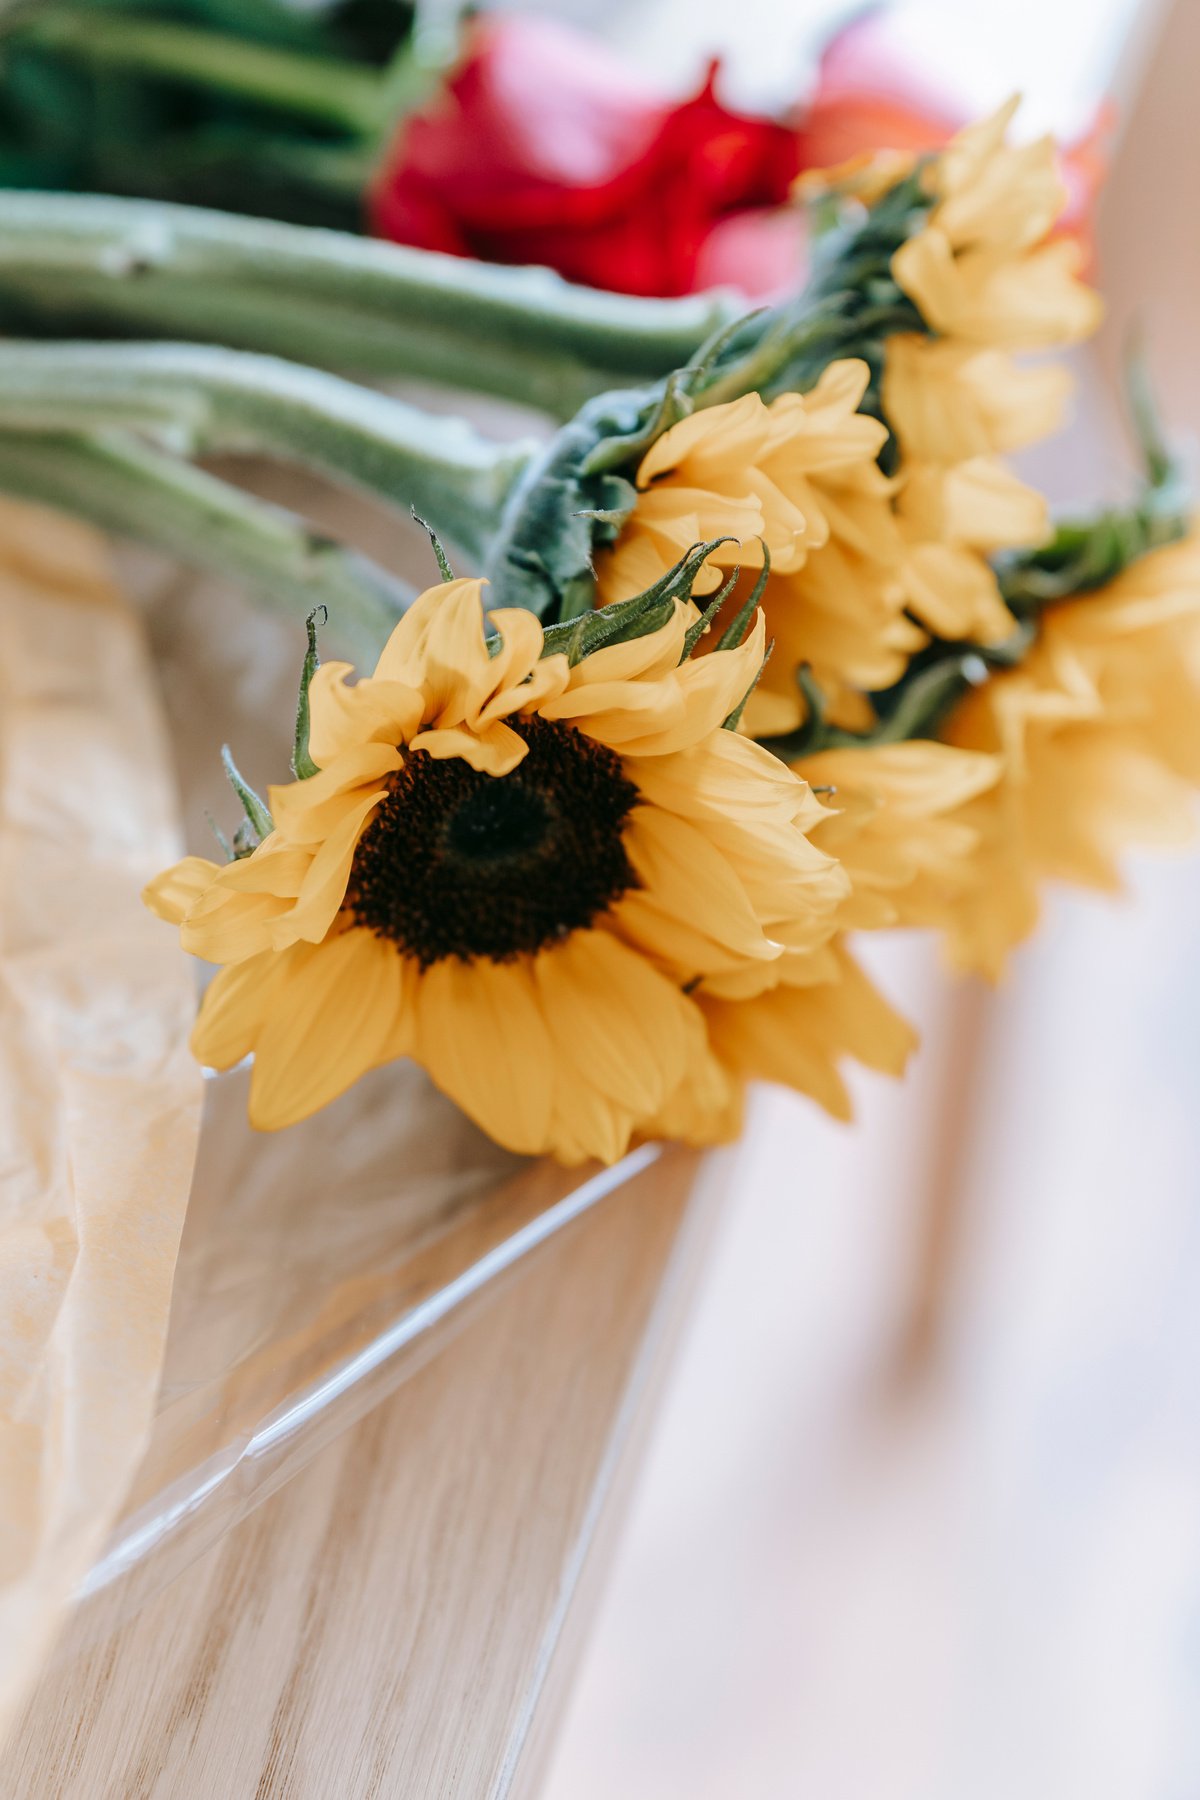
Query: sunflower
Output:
[[891, 99, 1102, 352], [881, 100, 1101, 646], [597, 359, 923, 733], [652, 941, 916, 1134], [644, 738, 1000, 1135], [145, 577, 849, 1162], [882, 335, 1072, 466], [796, 740, 1003, 929], [895, 454, 1052, 644], [929, 533, 1200, 977]]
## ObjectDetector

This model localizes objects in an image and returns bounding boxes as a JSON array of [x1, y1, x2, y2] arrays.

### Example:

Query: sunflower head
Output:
[[932, 532, 1200, 976], [891, 99, 1103, 351], [145, 566, 849, 1162], [597, 358, 926, 737]]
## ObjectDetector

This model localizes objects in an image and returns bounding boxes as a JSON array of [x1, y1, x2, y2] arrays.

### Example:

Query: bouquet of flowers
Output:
[[0, 95, 1186, 1164], [0, 58, 1196, 1733]]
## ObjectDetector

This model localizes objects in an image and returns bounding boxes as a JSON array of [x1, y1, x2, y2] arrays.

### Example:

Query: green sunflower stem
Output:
[[0, 429, 410, 664], [11, 13, 394, 135], [0, 339, 532, 563], [0, 192, 743, 418]]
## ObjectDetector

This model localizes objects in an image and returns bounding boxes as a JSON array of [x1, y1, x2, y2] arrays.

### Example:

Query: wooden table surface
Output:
[[3, 1144, 728, 1798]]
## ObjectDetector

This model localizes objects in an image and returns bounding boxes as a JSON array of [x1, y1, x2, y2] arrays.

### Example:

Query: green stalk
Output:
[[0, 429, 409, 663], [0, 339, 533, 561], [14, 13, 390, 134], [0, 192, 740, 417]]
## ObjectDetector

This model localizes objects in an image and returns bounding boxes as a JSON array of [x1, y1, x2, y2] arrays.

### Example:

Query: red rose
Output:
[[368, 15, 802, 299]]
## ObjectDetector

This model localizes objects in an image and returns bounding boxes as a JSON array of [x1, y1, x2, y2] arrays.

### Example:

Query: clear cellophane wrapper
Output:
[[2, 477, 653, 1719]]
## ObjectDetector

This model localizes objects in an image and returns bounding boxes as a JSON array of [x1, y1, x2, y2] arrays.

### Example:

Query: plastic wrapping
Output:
[[61, 513, 656, 1645], [69, 1056, 658, 1647]]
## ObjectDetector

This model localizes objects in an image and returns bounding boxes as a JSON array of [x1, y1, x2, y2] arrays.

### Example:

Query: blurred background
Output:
[[531, 0, 1200, 1795]]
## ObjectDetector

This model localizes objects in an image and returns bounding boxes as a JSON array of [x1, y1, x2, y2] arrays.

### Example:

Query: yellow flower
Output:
[[882, 336, 1072, 465], [644, 739, 1000, 1132], [145, 578, 849, 1162], [896, 455, 1051, 643], [932, 534, 1200, 977], [598, 359, 923, 733], [797, 740, 1003, 929], [872, 103, 1094, 647], [658, 941, 917, 1129], [892, 101, 1102, 351]]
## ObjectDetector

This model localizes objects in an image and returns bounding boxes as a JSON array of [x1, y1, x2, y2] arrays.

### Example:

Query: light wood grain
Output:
[[2, 1144, 727, 1799]]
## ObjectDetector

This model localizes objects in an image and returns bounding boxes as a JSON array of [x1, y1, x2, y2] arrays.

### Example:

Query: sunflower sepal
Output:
[[538, 537, 740, 664], [680, 563, 744, 661], [220, 743, 273, 859], [291, 605, 326, 782], [723, 639, 774, 733], [715, 547, 772, 652], [582, 368, 696, 478]]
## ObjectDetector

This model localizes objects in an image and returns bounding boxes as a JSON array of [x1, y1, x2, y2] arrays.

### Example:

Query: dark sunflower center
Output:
[[344, 715, 639, 966]]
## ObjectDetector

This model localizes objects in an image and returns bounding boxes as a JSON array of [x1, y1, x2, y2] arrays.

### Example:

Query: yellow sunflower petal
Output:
[[269, 788, 385, 948], [306, 665, 424, 767], [564, 602, 691, 687], [638, 393, 771, 485], [211, 843, 312, 897], [548, 1084, 637, 1166], [900, 459, 1049, 553], [180, 886, 292, 965], [883, 336, 1072, 463], [416, 956, 554, 1155], [478, 651, 570, 724], [269, 741, 402, 843], [142, 855, 220, 925], [190, 946, 290, 1070], [248, 929, 412, 1130], [631, 484, 770, 557], [625, 730, 814, 828], [410, 720, 528, 775], [622, 807, 779, 969], [706, 947, 916, 1121], [534, 929, 694, 1114], [642, 1007, 744, 1148], [538, 673, 687, 746], [595, 530, 681, 606], [482, 606, 545, 691], [616, 616, 767, 756], [610, 893, 761, 981], [372, 578, 494, 725], [903, 539, 1016, 643]]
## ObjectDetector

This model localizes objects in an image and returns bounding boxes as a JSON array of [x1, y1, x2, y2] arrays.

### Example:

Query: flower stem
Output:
[[0, 339, 532, 562], [0, 429, 409, 663], [13, 13, 392, 136], [0, 192, 741, 417]]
